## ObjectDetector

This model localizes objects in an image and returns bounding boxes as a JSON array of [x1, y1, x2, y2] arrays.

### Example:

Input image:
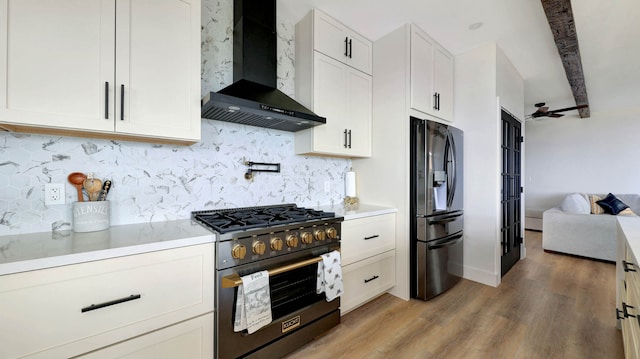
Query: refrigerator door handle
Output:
[[445, 131, 457, 209], [426, 212, 463, 225], [427, 232, 463, 250]]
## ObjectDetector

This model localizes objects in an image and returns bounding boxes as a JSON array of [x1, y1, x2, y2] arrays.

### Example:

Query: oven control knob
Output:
[[271, 237, 284, 251], [314, 229, 326, 241], [326, 227, 338, 239], [301, 231, 313, 244], [231, 244, 247, 259], [286, 234, 299, 248], [252, 240, 266, 255]]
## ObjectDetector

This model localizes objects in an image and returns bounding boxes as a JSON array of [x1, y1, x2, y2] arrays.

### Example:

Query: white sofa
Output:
[[542, 193, 640, 262]]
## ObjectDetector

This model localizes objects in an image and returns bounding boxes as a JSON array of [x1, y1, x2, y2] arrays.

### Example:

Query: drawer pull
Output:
[[624, 260, 637, 272], [623, 302, 636, 318], [81, 294, 141, 313], [364, 235, 379, 240], [364, 275, 379, 284]]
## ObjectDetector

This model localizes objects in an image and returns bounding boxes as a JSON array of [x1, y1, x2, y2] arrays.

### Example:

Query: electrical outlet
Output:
[[324, 181, 331, 193], [45, 183, 65, 205]]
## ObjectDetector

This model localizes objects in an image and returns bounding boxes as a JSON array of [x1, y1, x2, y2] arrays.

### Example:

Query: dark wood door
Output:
[[501, 110, 522, 276]]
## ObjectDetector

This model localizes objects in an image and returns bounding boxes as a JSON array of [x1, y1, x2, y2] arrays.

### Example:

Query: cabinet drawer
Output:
[[341, 250, 395, 314], [341, 213, 396, 265], [76, 313, 213, 359], [0, 244, 213, 359]]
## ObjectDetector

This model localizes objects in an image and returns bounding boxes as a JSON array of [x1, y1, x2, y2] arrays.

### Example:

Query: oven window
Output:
[[233, 263, 324, 321]]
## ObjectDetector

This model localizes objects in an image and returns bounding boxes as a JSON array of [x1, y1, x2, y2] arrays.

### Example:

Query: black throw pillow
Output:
[[596, 193, 629, 215]]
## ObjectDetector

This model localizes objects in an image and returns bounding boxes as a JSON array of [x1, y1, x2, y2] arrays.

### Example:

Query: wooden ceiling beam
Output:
[[541, 0, 590, 118]]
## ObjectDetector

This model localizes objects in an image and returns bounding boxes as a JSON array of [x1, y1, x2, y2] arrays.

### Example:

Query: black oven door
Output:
[[216, 244, 340, 359]]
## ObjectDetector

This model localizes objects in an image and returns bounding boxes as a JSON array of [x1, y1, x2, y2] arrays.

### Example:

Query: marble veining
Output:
[[0, 0, 350, 236]]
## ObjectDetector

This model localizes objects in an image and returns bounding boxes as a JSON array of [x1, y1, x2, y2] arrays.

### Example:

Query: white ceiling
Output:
[[278, 0, 640, 118]]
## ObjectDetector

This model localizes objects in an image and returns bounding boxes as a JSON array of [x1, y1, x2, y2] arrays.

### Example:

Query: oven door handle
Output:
[[222, 254, 334, 288]]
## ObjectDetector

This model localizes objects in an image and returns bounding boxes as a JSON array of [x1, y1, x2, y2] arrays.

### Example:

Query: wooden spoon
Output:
[[83, 177, 103, 202], [68, 172, 87, 202]]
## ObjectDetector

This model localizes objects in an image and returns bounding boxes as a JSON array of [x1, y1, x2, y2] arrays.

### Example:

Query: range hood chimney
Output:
[[201, 0, 326, 132]]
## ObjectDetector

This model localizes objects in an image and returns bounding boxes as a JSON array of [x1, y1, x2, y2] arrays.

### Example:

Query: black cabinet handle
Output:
[[437, 93, 441, 110], [624, 260, 637, 272], [343, 129, 348, 148], [81, 294, 141, 313], [104, 82, 109, 119], [433, 92, 438, 110], [344, 37, 348, 57], [624, 302, 636, 318], [364, 275, 379, 283], [348, 39, 352, 58], [120, 84, 125, 121], [364, 235, 379, 240], [348, 129, 352, 148]]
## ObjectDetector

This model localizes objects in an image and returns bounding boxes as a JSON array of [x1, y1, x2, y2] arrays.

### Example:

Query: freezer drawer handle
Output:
[[364, 275, 379, 283], [81, 294, 141, 313], [364, 235, 379, 240], [427, 233, 463, 250], [426, 213, 463, 225]]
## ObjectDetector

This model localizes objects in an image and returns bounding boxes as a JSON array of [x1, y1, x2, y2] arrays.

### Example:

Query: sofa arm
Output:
[[542, 207, 617, 261]]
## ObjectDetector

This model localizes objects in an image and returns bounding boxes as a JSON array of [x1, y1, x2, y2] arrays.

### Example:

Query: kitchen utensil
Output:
[[98, 180, 112, 201], [83, 175, 103, 202], [68, 172, 87, 202]]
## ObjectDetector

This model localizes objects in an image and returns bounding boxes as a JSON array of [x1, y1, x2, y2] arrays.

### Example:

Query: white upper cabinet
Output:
[[0, 0, 201, 144], [410, 25, 453, 122], [313, 10, 372, 75], [294, 9, 372, 158]]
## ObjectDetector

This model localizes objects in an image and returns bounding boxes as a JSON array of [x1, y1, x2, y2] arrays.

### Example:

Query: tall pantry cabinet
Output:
[[294, 9, 372, 157], [0, 0, 201, 144], [352, 24, 454, 300]]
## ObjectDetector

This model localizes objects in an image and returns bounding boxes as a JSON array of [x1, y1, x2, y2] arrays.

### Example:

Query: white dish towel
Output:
[[316, 250, 343, 301], [234, 270, 272, 334]]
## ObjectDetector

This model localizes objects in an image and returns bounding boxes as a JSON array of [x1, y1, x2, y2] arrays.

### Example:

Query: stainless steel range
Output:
[[192, 204, 343, 359]]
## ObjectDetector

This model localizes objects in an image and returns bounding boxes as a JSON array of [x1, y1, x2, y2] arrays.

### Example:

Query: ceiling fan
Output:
[[529, 102, 589, 119]]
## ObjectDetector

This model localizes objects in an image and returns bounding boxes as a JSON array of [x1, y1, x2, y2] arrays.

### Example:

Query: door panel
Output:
[[501, 110, 522, 276], [415, 232, 463, 300]]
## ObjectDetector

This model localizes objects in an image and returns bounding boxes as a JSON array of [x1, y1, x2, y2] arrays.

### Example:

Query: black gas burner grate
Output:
[[192, 204, 335, 234]]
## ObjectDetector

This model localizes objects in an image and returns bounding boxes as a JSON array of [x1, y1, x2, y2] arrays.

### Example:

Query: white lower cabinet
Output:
[[341, 213, 396, 314], [77, 313, 213, 359], [0, 243, 214, 359]]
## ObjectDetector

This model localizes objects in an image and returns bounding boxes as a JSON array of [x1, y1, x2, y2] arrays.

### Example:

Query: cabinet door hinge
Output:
[[519, 136, 524, 143]]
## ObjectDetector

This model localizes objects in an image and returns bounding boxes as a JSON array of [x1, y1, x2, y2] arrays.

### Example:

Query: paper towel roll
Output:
[[345, 171, 357, 197]]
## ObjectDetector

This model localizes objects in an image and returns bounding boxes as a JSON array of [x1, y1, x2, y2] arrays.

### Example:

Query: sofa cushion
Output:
[[561, 193, 590, 214], [589, 194, 606, 214], [597, 193, 629, 215]]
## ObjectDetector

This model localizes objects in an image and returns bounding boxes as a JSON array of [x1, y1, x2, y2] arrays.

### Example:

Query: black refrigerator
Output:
[[410, 117, 464, 300]]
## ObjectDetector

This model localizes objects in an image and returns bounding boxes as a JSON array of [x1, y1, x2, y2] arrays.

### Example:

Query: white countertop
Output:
[[316, 203, 397, 220], [619, 216, 640, 260], [0, 219, 215, 276]]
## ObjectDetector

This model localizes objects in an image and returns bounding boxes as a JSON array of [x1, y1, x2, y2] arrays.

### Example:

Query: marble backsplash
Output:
[[0, 0, 350, 236]]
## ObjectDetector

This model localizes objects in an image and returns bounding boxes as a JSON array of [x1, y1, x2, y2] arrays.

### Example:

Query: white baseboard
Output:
[[463, 265, 500, 287]]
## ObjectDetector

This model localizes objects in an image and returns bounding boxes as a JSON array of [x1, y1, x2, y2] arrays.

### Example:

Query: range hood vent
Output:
[[201, 0, 326, 132]]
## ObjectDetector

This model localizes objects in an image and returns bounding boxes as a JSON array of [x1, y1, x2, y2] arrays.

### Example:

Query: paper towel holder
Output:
[[344, 168, 359, 209]]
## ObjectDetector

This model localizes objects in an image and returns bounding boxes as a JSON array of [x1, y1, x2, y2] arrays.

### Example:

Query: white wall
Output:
[[454, 42, 524, 287], [525, 107, 640, 212], [454, 43, 500, 286]]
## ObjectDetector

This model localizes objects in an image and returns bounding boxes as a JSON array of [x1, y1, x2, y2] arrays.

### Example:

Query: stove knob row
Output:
[[231, 244, 247, 259], [271, 237, 284, 251]]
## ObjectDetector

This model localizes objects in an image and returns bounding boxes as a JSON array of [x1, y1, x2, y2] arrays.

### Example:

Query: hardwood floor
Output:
[[284, 230, 624, 359]]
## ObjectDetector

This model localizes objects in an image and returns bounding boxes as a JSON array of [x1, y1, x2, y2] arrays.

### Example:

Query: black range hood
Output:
[[201, 0, 326, 132]]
